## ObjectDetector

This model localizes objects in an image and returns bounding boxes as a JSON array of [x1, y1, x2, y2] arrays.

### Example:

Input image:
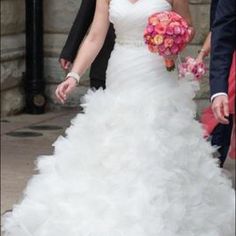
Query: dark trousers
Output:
[[90, 77, 106, 90], [211, 115, 233, 168]]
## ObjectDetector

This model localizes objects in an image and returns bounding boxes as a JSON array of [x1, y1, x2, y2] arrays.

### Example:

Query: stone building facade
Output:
[[1, 0, 26, 116], [1, 0, 211, 116]]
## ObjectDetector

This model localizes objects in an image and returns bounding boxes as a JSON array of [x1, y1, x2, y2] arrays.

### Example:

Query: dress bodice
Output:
[[109, 0, 172, 44]]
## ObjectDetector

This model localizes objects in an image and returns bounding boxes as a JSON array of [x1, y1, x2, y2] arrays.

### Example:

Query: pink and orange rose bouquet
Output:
[[144, 11, 192, 71]]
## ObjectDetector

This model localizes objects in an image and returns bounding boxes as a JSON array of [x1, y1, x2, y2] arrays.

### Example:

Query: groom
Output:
[[59, 0, 115, 89], [210, 0, 235, 162]]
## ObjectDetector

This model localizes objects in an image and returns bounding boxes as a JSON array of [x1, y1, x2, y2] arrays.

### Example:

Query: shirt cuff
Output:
[[211, 93, 228, 102]]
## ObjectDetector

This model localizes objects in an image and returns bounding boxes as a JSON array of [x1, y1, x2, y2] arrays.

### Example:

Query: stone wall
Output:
[[1, 0, 26, 116], [44, 0, 89, 110], [1, 0, 211, 115]]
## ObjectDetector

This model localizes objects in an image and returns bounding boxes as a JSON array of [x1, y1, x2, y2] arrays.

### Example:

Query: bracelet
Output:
[[66, 72, 81, 86]]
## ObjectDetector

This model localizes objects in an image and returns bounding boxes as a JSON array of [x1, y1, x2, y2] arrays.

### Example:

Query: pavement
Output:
[[1, 109, 235, 215], [1, 108, 80, 215]]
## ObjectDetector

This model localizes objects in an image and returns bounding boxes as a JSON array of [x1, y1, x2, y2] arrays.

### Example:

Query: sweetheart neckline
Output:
[[126, 0, 142, 6], [126, 0, 172, 8]]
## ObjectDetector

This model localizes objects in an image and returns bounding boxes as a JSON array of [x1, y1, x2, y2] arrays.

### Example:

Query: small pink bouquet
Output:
[[178, 57, 207, 80], [144, 11, 192, 71]]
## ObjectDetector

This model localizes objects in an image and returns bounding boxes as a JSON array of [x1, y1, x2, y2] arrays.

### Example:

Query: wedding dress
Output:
[[3, 0, 235, 235]]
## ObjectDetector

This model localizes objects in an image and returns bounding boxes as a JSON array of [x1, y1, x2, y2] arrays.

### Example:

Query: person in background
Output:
[[59, 0, 115, 89], [196, 0, 235, 168]]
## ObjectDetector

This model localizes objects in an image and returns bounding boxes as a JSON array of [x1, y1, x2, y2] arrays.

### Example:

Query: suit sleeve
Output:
[[59, 0, 96, 63], [209, 0, 236, 97], [209, 0, 218, 30]]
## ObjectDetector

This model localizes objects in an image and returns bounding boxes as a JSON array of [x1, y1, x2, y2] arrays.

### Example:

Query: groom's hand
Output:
[[59, 58, 71, 71], [212, 95, 230, 124]]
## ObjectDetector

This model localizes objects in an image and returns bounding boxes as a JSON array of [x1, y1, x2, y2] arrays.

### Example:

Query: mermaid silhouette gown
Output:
[[3, 0, 235, 235]]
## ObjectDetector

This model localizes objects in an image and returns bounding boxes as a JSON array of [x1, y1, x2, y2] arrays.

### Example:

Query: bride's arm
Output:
[[56, 0, 110, 103], [71, 0, 110, 76], [172, 0, 195, 41]]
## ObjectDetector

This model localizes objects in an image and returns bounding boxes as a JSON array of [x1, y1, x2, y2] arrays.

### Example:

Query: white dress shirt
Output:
[[211, 92, 228, 102]]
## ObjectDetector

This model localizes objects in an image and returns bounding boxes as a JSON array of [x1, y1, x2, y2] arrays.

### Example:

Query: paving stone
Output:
[[1, 109, 78, 214], [1, 87, 25, 117]]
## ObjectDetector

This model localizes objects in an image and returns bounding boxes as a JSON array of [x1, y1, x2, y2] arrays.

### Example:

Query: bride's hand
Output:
[[55, 77, 77, 104], [195, 53, 204, 64]]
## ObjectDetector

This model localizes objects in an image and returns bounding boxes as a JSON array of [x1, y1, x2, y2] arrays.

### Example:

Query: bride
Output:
[[3, 0, 235, 235]]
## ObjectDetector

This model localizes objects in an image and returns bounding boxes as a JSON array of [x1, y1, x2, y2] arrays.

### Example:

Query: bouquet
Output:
[[144, 11, 192, 71], [178, 57, 207, 80]]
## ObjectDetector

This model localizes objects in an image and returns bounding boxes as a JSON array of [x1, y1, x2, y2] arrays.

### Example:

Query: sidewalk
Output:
[[1, 109, 235, 215], [1, 108, 80, 214]]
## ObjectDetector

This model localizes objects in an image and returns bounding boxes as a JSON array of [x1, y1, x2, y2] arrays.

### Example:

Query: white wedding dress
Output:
[[3, 0, 235, 235]]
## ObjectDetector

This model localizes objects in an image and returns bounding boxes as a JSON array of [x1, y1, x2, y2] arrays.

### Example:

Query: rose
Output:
[[155, 24, 167, 34], [158, 44, 166, 52], [174, 26, 182, 35], [163, 48, 171, 56], [149, 16, 159, 25], [150, 31, 156, 37], [187, 62, 195, 72], [147, 25, 154, 33], [149, 44, 160, 53], [180, 26, 186, 35], [144, 29, 148, 36], [178, 62, 189, 77], [170, 13, 182, 21], [157, 12, 170, 22], [149, 39, 155, 45], [175, 36, 182, 44], [166, 26, 174, 35], [186, 57, 195, 64], [191, 65, 198, 74], [148, 45, 156, 53], [170, 44, 179, 54], [154, 35, 164, 45], [161, 20, 171, 26], [164, 37, 174, 48], [169, 22, 181, 28]]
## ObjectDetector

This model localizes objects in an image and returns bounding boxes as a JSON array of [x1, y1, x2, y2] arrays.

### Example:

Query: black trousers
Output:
[[211, 115, 233, 168], [90, 77, 106, 90]]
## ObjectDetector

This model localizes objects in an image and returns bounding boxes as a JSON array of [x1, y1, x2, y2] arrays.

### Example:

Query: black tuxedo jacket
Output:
[[210, 0, 236, 97], [60, 0, 116, 80], [210, 0, 219, 30]]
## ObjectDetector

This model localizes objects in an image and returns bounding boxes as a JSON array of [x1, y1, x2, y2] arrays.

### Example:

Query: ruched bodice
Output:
[[109, 0, 171, 43]]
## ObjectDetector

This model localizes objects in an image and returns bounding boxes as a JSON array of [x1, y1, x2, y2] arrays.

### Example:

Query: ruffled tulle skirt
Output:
[[2, 44, 235, 236]]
